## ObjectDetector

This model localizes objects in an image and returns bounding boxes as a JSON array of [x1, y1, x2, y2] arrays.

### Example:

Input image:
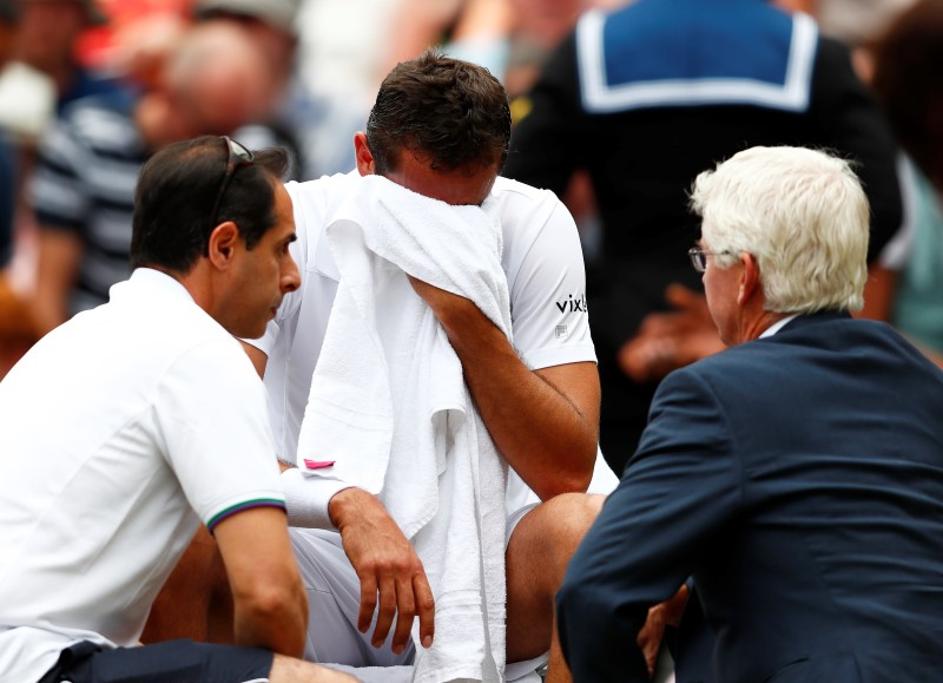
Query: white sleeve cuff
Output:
[[280, 468, 353, 530]]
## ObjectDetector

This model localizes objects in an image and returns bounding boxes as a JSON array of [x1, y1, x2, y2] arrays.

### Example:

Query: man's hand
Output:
[[636, 583, 690, 676], [329, 487, 435, 654], [619, 284, 725, 383]]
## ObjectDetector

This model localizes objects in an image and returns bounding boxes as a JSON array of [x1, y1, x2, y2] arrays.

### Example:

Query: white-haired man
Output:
[[557, 146, 943, 683]]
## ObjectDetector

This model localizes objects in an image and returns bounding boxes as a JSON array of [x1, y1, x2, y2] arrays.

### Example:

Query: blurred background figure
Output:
[[15, 0, 120, 111], [504, 0, 904, 473], [617, 0, 943, 398], [868, 0, 943, 365], [0, 0, 43, 378], [27, 21, 281, 335], [0, 0, 20, 269], [0, 0, 56, 140], [382, 0, 622, 98], [192, 0, 360, 179]]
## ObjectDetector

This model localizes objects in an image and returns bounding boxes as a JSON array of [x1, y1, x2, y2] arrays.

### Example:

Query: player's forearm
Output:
[[232, 581, 308, 658], [440, 303, 596, 499]]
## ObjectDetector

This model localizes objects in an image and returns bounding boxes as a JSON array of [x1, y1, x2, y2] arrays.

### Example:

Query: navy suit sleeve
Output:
[[556, 367, 741, 682]]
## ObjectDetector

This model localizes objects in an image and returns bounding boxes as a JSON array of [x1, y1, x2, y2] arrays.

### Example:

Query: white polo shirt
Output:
[[250, 172, 612, 522], [0, 268, 285, 683]]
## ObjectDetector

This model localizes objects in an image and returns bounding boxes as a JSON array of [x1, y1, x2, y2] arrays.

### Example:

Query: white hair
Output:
[[690, 146, 869, 313]]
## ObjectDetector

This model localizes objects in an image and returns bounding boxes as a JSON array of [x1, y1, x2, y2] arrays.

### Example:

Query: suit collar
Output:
[[777, 310, 852, 334]]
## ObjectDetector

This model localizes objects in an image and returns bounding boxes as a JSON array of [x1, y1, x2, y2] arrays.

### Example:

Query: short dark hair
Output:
[[872, 0, 943, 186], [366, 49, 511, 175], [130, 136, 289, 273]]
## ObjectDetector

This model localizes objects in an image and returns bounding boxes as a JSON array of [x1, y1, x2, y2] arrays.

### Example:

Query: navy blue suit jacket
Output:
[[558, 312, 943, 682]]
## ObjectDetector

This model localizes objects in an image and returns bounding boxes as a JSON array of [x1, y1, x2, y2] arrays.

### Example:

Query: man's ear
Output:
[[737, 252, 761, 306], [353, 132, 375, 176], [207, 221, 240, 270]]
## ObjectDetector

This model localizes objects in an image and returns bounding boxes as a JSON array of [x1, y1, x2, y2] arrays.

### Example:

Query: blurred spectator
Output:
[[75, 0, 193, 76], [381, 0, 622, 97], [0, 0, 41, 375], [503, 0, 623, 97], [195, 0, 296, 94], [872, 0, 943, 191], [104, 9, 190, 91], [194, 0, 360, 179], [0, 0, 55, 140], [877, 157, 943, 362], [382, 0, 512, 83], [620, 0, 939, 384], [296, 0, 399, 111], [0, 133, 12, 269], [14, 0, 120, 111], [816, 0, 916, 46], [28, 22, 280, 334], [868, 0, 943, 363], [0, 0, 18, 265], [505, 0, 903, 472]]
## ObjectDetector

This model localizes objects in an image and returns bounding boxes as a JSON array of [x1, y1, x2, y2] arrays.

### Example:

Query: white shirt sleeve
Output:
[[153, 339, 285, 531], [509, 197, 597, 370]]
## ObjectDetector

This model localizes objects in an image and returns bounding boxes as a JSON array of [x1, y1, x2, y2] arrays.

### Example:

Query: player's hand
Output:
[[329, 487, 435, 655]]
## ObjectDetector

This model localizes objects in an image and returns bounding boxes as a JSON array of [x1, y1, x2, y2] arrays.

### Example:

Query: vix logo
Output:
[[555, 293, 588, 314]]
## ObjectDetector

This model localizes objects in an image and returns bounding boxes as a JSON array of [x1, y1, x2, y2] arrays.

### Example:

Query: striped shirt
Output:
[[30, 91, 293, 316], [31, 89, 147, 315]]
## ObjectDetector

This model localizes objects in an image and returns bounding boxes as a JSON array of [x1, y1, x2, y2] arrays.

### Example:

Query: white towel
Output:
[[296, 174, 510, 683]]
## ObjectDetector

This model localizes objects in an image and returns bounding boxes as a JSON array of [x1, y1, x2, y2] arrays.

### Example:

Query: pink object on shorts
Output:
[[303, 459, 336, 470]]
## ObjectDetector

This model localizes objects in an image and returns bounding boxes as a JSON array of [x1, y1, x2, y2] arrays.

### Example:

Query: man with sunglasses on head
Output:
[[0, 136, 354, 683]]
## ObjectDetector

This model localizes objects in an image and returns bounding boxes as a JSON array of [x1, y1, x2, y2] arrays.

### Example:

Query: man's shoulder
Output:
[[659, 336, 799, 402], [492, 175, 558, 204], [106, 275, 251, 375], [288, 170, 356, 196], [490, 176, 567, 238], [285, 171, 357, 229], [668, 314, 937, 395]]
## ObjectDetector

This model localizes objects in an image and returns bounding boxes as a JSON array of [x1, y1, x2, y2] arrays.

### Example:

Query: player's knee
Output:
[[542, 492, 604, 544], [522, 493, 604, 576]]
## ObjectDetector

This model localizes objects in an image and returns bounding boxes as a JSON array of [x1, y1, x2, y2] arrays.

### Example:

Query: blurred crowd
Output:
[[0, 0, 941, 474]]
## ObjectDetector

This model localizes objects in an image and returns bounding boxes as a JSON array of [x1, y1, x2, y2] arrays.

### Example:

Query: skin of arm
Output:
[[31, 228, 83, 335], [212, 507, 309, 658], [409, 277, 599, 500]]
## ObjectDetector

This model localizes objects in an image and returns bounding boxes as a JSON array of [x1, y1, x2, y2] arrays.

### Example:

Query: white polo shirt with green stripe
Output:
[[0, 268, 285, 683]]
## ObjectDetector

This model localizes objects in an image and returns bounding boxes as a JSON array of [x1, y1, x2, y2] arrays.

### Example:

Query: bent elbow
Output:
[[239, 584, 300, 620], [234, 570, 306, 626], [539, 450, 596, 500], [541, 473, 591, 500]]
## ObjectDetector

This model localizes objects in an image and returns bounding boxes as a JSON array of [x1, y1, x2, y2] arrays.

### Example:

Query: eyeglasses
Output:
[[688, 246, 734, 273], [209, 136, 255, 229]]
